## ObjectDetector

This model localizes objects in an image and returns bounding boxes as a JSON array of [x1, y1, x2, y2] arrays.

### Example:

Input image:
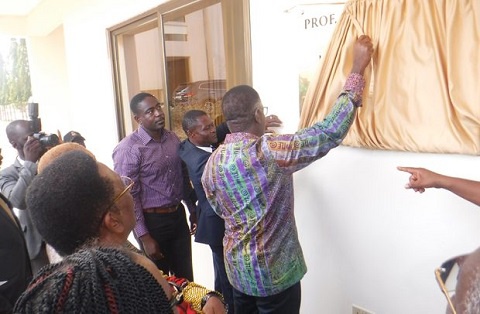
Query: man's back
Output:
[[202, 75, 368, 296], [202, 132, 307, 297], [203, 34, 373, 314]]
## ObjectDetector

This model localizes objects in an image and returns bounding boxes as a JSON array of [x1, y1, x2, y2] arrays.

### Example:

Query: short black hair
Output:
[[14, 247, 172, 313], [182, 109, 208, 135], [222, 85, 260, 132], [26, 150, 114, 256], [130, 92, 155, 114]]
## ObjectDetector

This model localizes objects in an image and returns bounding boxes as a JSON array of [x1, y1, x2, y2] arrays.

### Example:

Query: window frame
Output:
[[108, 0, 251, 140]]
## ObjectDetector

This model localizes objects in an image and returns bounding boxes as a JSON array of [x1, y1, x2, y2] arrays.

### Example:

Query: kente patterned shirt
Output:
[[201, 73, 365, 297]]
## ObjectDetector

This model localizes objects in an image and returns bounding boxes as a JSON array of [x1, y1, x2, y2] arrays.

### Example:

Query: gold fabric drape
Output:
[[299, 0, 480, 155]]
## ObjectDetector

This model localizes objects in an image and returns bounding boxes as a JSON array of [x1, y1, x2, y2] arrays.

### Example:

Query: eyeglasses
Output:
[[97, 176, 134, 228], [107, 176, 135, 210], [263, 106, 268, 115], [434, 254, 467, 314]]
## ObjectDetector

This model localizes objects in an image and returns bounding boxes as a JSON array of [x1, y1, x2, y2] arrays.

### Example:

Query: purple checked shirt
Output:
[[112, 126, 194, 237]]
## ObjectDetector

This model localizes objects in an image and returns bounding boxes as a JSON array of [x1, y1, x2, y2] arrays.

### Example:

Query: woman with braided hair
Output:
[[14, 247, 173, 313], [16, 146, 226, 313]]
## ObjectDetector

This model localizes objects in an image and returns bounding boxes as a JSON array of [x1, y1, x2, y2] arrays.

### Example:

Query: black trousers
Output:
[[233, 281, 301, 314], [210, 244, 234, 313], [143, 205, 194, 281]]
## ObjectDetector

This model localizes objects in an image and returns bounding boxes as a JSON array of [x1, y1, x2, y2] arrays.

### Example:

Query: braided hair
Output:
[[14, 247, 173, 313]]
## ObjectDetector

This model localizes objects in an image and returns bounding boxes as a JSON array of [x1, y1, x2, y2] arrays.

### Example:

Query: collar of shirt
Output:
[[17, 156, 25, 166], [196, 145, 213, 153], [225, 132, 260, 143], [137, 125, 168, 145]]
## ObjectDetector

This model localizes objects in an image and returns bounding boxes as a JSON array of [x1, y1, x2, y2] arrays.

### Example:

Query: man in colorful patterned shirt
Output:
[[201, 35, 373, 313]]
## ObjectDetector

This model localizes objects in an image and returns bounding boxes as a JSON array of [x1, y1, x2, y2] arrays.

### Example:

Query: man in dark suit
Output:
[[0, 120, 49, 274], [179, 110, 234, 312], [0, 147, 32, 313], [179, 110, 282, 312]]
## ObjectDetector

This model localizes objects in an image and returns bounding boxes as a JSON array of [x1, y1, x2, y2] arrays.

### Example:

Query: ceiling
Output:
[[0, 0, 42, 16], [0, 1, 344, 16]]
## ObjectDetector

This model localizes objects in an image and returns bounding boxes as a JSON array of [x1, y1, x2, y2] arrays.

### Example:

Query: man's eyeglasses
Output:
[[107, 176, 134, 210], [435, 254, 467, 314]]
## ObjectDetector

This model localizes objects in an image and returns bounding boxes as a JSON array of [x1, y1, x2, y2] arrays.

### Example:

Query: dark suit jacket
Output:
[[0, 193, 32, 313], [179, 139, 225, 246], [0, 158, 44, 260]]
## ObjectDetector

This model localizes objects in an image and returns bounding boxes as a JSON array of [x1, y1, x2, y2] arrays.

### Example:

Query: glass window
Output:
[[163, 1, 226, 138], [109, 0, 251, 140]]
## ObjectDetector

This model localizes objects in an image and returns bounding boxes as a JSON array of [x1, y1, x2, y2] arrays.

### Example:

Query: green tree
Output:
[[0, 53, 7, 105], [0, 38, 32, 109]]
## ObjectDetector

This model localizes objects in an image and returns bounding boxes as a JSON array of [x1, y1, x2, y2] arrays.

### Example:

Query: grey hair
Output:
[[182, 110, 208, 135]]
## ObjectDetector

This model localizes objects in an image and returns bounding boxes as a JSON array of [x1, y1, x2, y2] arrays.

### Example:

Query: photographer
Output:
[[0, 120, 52, 273]]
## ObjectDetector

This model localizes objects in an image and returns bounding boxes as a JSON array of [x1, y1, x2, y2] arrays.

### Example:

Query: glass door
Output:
[[109, 13, 162, 139], [162, 1, 226, 138], [109, 0, 251, 140]]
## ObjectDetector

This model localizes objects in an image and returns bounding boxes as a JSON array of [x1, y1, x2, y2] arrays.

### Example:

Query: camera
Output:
[[31, 132, 59, 147], [27, 102, 60, 148]]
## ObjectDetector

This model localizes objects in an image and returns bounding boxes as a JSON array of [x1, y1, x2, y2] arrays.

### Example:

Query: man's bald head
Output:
[[38, 142, 95, 173], [6, 120, 31, 144]]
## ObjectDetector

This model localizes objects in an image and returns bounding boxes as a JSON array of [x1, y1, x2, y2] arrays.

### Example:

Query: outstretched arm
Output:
[[397, 166, 480, 206]]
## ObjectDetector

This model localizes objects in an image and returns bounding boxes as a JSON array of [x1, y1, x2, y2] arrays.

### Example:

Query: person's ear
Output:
[[134, 114, 142, 125], [254, 107, 263, 124], [187, 126, 200, 139], [102, 210, 126, 234]]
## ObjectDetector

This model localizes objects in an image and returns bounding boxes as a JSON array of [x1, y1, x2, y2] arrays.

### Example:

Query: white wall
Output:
[[250, 1, 480, 313], [28, 25, 70, 137], [295, 147, 480, 313], [17, 0, 480, 313]]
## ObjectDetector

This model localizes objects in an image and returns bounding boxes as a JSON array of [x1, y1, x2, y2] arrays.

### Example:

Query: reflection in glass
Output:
[[163, 1, 226, 139], [110, 15, 162, 138]]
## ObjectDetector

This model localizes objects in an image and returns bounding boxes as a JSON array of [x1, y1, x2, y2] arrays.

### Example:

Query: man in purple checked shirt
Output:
[[113, 93, 197, 281]]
